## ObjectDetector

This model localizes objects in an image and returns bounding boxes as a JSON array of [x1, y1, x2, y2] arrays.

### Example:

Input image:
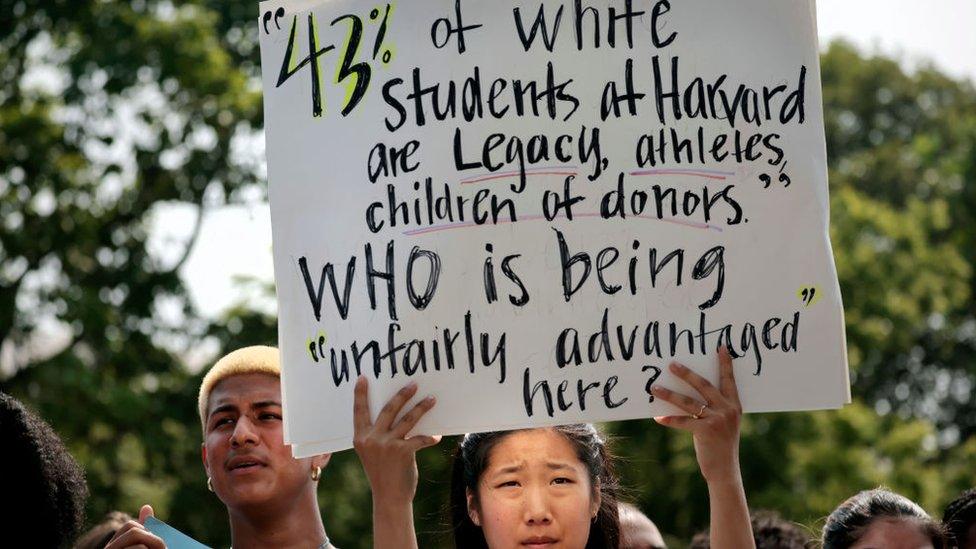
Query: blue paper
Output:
[[144, 516, 211, 549]]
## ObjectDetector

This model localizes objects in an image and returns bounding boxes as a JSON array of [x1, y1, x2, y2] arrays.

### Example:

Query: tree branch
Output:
[[166, 202, 207, 275]]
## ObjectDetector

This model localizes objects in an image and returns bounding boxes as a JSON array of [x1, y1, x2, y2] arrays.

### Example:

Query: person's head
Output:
[[823, 488, 947, 549], [1, 392, 88, 548], [689, 509, 809, 549], [73, 511, 133, 549], [198, 346, 329, 515], [943, 488, 976, 549], [449, 424, 620, 549], [618, 502, 667, 549]]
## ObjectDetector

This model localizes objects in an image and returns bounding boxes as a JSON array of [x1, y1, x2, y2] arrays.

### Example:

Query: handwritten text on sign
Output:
[[258, 0, 849, 457]]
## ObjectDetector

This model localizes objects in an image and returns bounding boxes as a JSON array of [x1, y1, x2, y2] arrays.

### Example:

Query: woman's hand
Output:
[[652, 345, 743, 484], [353, 376, 440, 503], [651, 347, 754, 549], [352, 376, 440, 549]]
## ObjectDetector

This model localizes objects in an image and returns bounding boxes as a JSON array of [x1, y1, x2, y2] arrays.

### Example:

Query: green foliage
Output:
[[822, 41, 976, 435], [1, 3, 974, 546], [0, 0, 259, 543]]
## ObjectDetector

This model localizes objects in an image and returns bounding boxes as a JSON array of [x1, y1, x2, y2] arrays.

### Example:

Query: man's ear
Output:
[[201, 443, 210, 477], [590, 477, 602, 519], [466, 488, 481, 526]]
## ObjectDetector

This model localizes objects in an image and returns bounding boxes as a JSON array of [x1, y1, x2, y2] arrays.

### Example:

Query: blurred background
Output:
[[1, 0, 974, 547]]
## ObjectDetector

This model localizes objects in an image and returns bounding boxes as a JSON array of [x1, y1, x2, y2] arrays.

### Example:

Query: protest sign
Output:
[[257, 0, 850, 457]]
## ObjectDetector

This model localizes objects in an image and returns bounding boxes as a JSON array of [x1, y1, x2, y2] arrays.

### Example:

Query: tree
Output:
[[821, 41, 976, 436], [0, 0, 260, 538], [2, 2, 974, 545]]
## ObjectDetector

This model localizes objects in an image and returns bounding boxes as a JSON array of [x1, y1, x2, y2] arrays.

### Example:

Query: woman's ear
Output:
[[466, 487, 482, 526], [590, 477, 602, 518]]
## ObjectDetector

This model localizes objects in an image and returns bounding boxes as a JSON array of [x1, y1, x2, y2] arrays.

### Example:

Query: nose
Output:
[[230, 416, 259, 448], [523, 485, 553, 525]]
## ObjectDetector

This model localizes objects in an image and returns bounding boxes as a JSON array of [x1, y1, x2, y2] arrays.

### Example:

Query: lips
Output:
[[225, 454, 268, 472], [521, 536, 558, 547]]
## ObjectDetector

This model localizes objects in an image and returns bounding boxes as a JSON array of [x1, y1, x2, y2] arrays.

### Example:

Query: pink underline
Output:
[[401, 212, 723, 236], [461, 171, 578, 184], [459, 165, 580, 184], [629, 169, 728, 180], [633, 167, 736, 175]]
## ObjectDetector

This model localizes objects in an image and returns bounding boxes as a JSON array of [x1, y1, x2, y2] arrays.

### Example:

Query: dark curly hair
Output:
[[689, 509, 811, 548], [1, 392, 88, 548], [450, 425, 620, 549], [822, 488, 946, 549], [943, 488, 976, 548]]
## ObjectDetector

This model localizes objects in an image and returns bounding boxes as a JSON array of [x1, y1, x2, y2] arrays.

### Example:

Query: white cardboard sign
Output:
[[258, 0, 850, 457]]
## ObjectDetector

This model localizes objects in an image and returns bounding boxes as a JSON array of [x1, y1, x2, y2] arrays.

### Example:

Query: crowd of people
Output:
[[4, 345, 974, 549]]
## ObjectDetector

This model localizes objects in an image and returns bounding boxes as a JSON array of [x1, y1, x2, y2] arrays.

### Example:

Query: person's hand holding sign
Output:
[[652, 346, 755, 549], [352, 376, 440, 549], [104, 505, 166, 549]]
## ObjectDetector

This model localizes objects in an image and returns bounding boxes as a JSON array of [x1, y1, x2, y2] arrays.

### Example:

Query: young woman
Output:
[[353, 347, 754, 549], [822, 488, 947, 549], [450, 424, 621, 548]]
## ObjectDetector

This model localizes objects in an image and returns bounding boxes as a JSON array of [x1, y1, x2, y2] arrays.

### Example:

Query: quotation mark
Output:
[[307, 331, 328, 362], [760, 160, 791, 189], [263, 6, 285, 35], [797, 286, 820, 307]]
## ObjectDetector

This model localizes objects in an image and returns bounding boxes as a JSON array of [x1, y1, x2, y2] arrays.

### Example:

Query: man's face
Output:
[[201, 374, 319, 510]]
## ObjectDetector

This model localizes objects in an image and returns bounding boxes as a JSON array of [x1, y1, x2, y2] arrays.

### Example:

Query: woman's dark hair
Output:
[[1, 392, 88, 548], [943, 488, 976, 548], [450, 424, 620, 549], [822, 488, 947, 549]]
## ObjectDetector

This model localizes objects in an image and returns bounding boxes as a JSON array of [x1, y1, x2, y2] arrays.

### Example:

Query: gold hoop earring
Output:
[[311, 466, 321, 482], [207, 477, 214, 492]]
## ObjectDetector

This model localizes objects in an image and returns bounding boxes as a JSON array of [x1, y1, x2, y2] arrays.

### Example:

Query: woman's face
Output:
[[850, 517, 936, 549], [468, 429, 600, 549]]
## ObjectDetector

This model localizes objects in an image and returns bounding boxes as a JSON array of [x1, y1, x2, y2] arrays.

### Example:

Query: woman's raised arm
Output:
[[652, 346, 755, 549], [352, 376, 440, 549]]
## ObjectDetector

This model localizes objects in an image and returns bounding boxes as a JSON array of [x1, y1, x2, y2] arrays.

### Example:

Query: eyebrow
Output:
[[208, 400, 281, 420], [493, 462, 575, 475], [494, 463, 524, 475], [209, 403, 238, 419]]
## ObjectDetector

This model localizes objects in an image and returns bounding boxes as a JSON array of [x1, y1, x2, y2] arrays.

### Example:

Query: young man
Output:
[[106, 346, 335, 549]]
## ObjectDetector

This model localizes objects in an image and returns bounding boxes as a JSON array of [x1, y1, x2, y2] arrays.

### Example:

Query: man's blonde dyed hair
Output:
[[198, 345, 281, 430]]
